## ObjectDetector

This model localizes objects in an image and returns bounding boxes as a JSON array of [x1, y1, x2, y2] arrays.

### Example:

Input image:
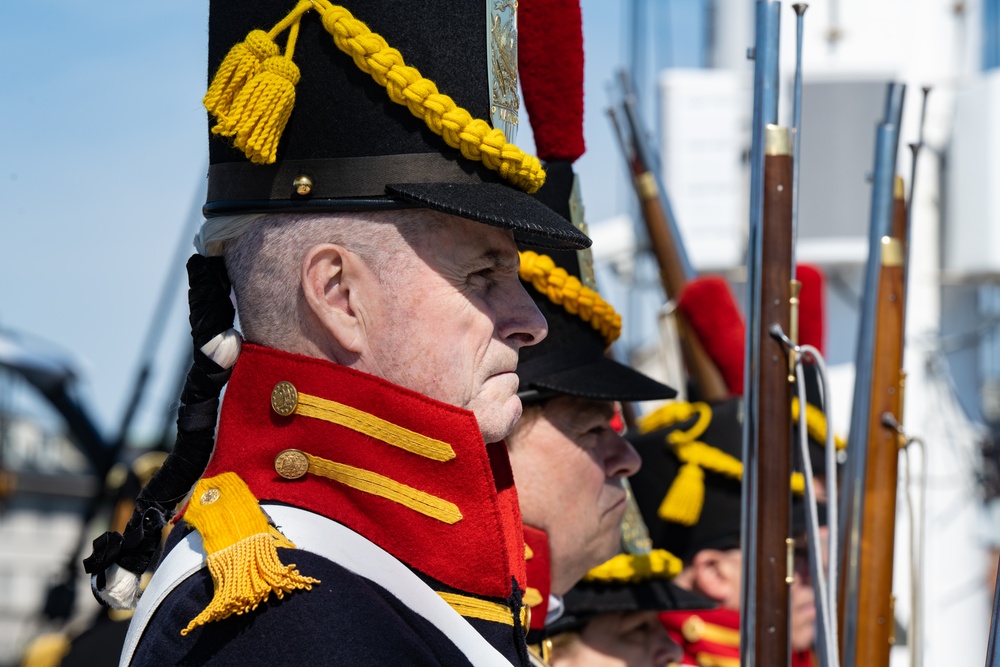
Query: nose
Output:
[[603, 432, 642, 479], [498, 276, 548, 348]]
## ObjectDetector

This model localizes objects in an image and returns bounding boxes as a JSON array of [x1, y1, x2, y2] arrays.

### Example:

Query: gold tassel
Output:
[[203, 30, 279, 125], [217, 55, 301, 164], [207, 3, 310, 165], [181, 473, 319, 636], [181, 532, 318, 635], [658, 461, 705, 526]]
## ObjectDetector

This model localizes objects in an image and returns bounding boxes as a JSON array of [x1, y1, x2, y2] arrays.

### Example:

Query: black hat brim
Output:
[[519, 355, 677, 403], [386, 182, 591, 250], [546, 579, 714, 636]]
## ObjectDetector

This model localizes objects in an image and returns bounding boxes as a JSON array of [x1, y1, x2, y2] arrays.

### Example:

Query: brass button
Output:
[[271, 381, 298, 416], [293, 175, 313, 196], [275, 449, 309, 480], [682, 615, 705, 642], [200, 488, 220, 505]]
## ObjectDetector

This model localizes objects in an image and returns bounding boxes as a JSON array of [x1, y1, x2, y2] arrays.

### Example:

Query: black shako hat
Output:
[[629, 399, 745, 561], [516, 163, 676, 402], [203, 0, 589, 251], [630, 398, 826, 562], [546, 575, 712, 636]]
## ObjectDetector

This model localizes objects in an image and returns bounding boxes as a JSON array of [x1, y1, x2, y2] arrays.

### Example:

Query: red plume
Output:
[[676, 277, 746, 396], [797, 263, 826, 355], [518, 0, 586, 162]]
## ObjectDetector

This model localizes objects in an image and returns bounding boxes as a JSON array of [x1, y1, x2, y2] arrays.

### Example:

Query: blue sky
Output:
[[0, 1, 705, 446]]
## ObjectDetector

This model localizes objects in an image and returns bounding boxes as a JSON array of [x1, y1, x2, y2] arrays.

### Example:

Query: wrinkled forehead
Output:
[[546, 395, 617, 425], [401, 209, 520, 269]]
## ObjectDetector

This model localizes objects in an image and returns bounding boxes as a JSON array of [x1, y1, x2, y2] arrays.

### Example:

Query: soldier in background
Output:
[[628, 398, 822, 666], [538, 550, 703, 667], [507, 161, 678, 641]]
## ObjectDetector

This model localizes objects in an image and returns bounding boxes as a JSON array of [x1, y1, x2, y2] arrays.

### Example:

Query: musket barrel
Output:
[[609, 84, 730, 402], [619, 77, 696, 285], [741, 4, 782, 666], [791, 3, 808, 273], [747, 123, 795, 667], [987, 561, 1000, 665], [839, 82, 906, 667]]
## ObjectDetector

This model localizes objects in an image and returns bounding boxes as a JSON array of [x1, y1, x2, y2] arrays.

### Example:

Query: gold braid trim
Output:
[[582, 549, 683, 583], [291, 389, 456, 461], [682, 615, 741, 647], [695, 653, 741, 667], [671, 439, 806, 501], [518, 251, 622, 345], [303, 452, 463, 524], [437, 592, 527, 627], [205, 0, 546, 193]]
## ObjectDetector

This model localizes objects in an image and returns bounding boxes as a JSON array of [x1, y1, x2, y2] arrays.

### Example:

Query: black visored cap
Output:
[[516, 162, 675, 402], [546, 579, 714, 636], [631, 397, 823, 559], [205, 0, 590, 250], [517, 293, 677, 402]]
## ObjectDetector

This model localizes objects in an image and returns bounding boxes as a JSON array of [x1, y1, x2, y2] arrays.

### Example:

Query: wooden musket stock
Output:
[[850, 177, 908, 666], [631, 170, 730, 401], [612, 98, 729, 401], [746, 124, 795, 666]]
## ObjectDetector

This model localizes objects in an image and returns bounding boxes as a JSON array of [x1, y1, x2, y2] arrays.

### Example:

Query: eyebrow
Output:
[[470, 249, 520, 274]]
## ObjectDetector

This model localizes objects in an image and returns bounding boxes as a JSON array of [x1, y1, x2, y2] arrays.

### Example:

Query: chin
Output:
[[475, 393, 523, 443], [591, 523, 624, 567]]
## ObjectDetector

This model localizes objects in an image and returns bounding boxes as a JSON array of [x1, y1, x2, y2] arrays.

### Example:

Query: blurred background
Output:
[[1, 0, 999, 665]]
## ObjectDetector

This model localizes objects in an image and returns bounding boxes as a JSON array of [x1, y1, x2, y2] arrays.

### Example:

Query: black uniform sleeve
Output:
[[129, 550, 476, 667]]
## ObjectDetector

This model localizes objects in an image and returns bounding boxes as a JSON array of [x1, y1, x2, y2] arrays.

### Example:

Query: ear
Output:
[[690, 549, 736, 604], [301, 243, 365, 355]]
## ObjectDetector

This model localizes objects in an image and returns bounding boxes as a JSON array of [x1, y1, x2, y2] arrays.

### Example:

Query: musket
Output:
[[608, 77, 730, 402], [838, 82, 906, 667], [740, 3, 793, 666]]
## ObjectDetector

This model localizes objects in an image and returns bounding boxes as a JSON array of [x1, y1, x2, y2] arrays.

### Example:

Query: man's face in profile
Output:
[[509, 397, 641, 593], [360, 212, 547, 443]]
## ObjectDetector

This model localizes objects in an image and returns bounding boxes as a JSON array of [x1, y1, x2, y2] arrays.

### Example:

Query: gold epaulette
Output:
[[180, 472, 319, 635]]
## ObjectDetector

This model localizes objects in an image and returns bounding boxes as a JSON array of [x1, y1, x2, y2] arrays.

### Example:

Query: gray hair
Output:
[[211, 209, 438, 350]]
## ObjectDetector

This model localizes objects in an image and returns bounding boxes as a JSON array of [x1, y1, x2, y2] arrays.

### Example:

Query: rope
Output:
[[205, 0, 547, 192], [902, 435, 926, 667], [794, 345, 839, 667]]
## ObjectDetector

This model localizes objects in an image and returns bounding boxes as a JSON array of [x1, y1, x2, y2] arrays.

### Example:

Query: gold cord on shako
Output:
[[518, 250, 622, 345], [205, 0, 546, 193], [637, 400, 842, 526]]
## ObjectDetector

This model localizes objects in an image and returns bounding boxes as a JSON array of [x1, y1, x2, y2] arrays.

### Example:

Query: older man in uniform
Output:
[[83, 1, 594, 665]]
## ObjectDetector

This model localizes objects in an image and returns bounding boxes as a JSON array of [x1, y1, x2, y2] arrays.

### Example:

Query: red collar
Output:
[[661, 607, 741, 661], [202, 344, 526, 600], [523, 525, 551, 630], [661, 608, 814, 666]]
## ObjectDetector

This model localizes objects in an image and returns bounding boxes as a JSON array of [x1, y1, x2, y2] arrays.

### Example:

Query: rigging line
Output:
[[795, 354, 837, 667], [770, 329, 839, 667], [802, 343, 839, 667]]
